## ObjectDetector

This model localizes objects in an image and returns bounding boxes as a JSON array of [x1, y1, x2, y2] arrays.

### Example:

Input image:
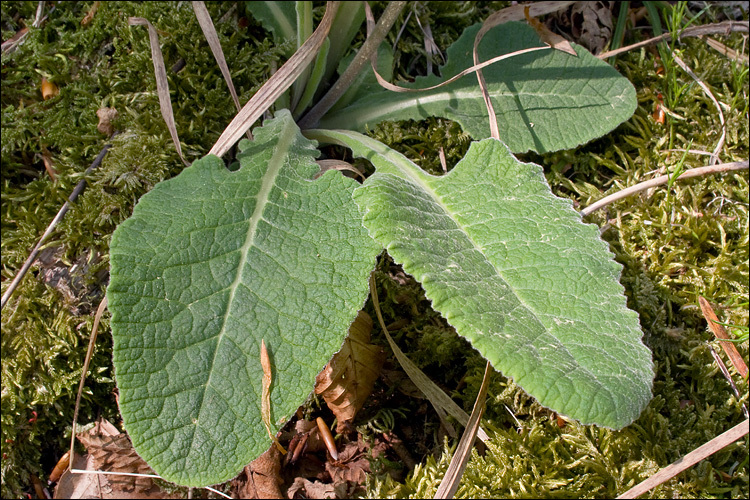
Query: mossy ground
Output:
[[1, 1, 748, 498]]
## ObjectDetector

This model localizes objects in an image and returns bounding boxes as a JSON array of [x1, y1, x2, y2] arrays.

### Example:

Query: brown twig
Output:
[[580, 161, 749, 216]]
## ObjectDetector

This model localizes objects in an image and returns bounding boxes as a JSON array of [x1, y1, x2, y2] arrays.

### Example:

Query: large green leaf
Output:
[[305, 129, 653, 429], [107, 111, 380, 487], [318, 21, 636, 154]]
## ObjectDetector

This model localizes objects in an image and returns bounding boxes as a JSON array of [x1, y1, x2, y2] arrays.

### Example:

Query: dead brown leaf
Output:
[[96, 107, 118, 136], [41, 77, 59, 100], [315, 311, 385, 426], [288, 477, 336, 499], [325, 439, 370, 486], [54, 418, 177, 499], [76, 419, 158, 494], [524, 6, 577, 56], [569, 1, 613, 54], [232, 445, 284, 499]]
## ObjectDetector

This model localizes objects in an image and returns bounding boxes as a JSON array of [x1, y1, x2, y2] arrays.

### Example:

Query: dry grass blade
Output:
[[597, 21, 749, 60], [129, 17, 188, 166], [69, 296, 108, 473], [434, 360, 492, 499], [314, 159, 365, 181], [669, 48, 725, 165], [209, 2, 340, 157], [523, 6, 577, 56], [367, 43, 551, 95], [617, 419, 749, 499], [472, 1, 575, 139], [368, 274, 490, 444], [704, 36, 749, 64], [707, 346, 748, 419], [192, 2, 251, 140], [580, 161, 749, 216], [699, 297, 749, 380], [297, 1, 406, 129], [1, 142, 113, 310]]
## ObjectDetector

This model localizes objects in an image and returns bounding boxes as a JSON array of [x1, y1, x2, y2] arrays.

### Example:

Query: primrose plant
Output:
[[107, 2, 654, 487]]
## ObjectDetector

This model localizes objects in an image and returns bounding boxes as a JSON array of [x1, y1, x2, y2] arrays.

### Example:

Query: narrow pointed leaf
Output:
[[319, 21, 636, 153], [107, 111, 380, 487], [306, 129, 653, 429]]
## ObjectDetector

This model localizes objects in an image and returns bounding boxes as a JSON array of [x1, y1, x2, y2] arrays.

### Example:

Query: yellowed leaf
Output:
[[315, 311, 385, 424]]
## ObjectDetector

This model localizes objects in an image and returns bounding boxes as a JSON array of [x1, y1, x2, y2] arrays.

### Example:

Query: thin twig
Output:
[[580, 161, 748, 216], [617, 419, 749, 499], [1, 142, 114, 310]]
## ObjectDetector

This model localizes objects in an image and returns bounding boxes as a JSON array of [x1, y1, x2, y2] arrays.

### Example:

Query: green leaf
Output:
[[306, 129, 653, 429], [319, 21, 636, 154], [328, 42, 394, 114], [107, 110, 380, 487], [245, 1, 297, 50]]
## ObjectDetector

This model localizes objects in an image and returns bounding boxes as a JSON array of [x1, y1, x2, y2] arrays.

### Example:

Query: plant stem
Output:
[[297, 1, 406, 129]]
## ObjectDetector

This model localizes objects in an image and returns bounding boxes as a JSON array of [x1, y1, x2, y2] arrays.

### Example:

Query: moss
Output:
[[361, 4, 748, 498], [1, 1, 277, 496]]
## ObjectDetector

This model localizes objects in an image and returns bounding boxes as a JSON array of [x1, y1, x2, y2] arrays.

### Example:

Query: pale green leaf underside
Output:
[[319, 22, 636, 154], [108, 111, 380, 487], [307, 129, 653, 429]]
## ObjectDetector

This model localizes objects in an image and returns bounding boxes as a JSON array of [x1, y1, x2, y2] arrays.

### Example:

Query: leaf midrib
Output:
[[187, 119, 297, 459], [364, 138, 590, 375]]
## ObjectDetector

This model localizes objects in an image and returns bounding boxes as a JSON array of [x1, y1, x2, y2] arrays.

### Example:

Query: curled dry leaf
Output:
[[41, 77, 59, 100], [96, 107, 118, 136], [569, 1, 613, 54], [524, 6, 577, 57], [81, 1, 100, 26], [315, 311, 385, 425], [287, 478, 336, 499], [232, 446, 284, 499], [55, 418, 177, 499]]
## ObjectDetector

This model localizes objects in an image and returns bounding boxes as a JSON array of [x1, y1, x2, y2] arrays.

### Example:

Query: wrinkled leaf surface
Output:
[[108, 111, 380, 486], [319, 22, 636, 153], [306, 129, 653, 429]]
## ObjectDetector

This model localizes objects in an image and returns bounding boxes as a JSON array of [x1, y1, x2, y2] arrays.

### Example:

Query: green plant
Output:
[[104, 1, 656, 488]]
